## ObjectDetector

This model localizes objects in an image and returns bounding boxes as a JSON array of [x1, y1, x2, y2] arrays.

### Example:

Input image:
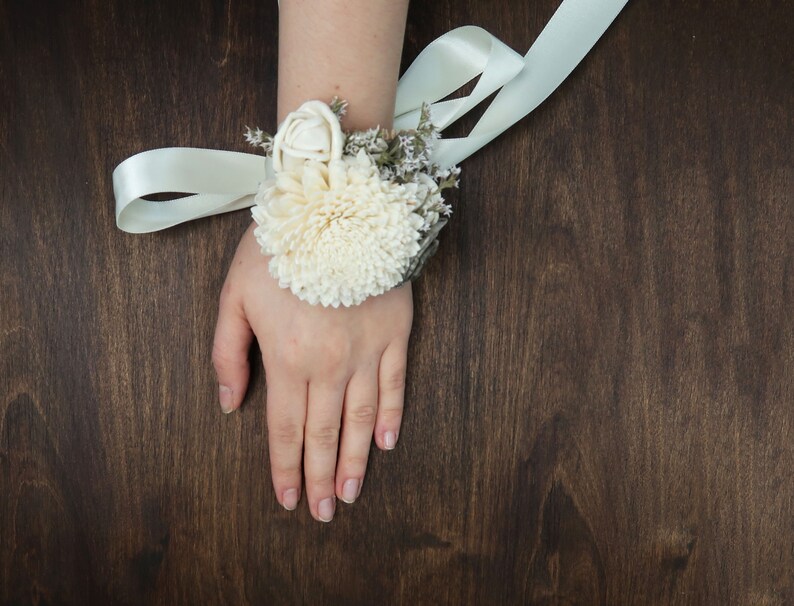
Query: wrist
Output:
[[278, 89, 396, 130]]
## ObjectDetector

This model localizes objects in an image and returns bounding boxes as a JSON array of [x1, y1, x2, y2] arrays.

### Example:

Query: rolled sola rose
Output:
[[272, 100, 345, 172]]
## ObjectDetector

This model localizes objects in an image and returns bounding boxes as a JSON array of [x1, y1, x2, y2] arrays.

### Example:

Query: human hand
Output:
[[212, 221, 412, 522]]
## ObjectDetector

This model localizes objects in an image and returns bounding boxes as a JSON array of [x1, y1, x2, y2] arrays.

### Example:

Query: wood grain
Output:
[[1, 0, 791, 604]]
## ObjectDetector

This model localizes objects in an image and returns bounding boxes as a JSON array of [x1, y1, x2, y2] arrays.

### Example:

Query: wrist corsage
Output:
[[244, 98, 460, 308]]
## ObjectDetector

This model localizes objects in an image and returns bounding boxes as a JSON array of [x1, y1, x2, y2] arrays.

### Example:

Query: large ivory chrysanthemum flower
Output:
[[251, 149, 425, 307]]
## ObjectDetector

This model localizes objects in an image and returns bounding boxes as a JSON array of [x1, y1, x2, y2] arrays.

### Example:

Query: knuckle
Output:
[[347, 404, 377, 425], [308, 474, 336, 491], [381, 368, 406, 392], [211, 343, 236, 372], [379, 406, 403, 424], [341, 453, 369, 471], [315, 364, 349, 388], [270, 422, 303, 445], [279, 338, 304, 371], [271, 461, 302, 479], [306, 425, 340, 448], [318, 339, 351, 368]]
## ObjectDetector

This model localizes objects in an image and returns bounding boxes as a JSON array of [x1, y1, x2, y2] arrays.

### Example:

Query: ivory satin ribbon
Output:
[[113, 0, 629, 234]]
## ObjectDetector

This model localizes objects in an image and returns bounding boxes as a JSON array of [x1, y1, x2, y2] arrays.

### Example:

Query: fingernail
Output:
[[318, 497, 335, 522], [384, 431, 397, 450], [282, 488, 298, 511], [219, 385, 234, 414], [341, 479, 359, 504]]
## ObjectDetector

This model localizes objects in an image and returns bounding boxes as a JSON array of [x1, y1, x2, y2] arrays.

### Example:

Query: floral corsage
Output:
[[244, 98, 460, 308]]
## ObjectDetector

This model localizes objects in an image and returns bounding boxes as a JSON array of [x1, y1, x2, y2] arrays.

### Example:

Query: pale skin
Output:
[[212, 0, 412, 523]]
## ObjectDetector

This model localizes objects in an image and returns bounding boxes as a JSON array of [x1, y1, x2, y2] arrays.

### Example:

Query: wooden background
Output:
[[1, 0, 791, 604]]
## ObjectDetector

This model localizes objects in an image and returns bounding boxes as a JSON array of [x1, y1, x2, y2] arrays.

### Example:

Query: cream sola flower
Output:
[[246, 98, 458, 307], [252, 150, 425, 307]]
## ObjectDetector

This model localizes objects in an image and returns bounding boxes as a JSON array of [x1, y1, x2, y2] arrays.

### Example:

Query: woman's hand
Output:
[[212, 221, 412, 522]]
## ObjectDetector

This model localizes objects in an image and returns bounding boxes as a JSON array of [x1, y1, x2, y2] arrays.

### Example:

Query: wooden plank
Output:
[[1, 0, 791, 603]]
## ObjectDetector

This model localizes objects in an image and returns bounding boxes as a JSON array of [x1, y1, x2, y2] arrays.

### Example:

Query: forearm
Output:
[[277, 0, 410, 129]]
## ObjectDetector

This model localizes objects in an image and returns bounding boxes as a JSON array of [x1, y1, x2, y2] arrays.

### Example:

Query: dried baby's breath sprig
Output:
[[341, 103, 457, 190], [244, 126, 274, 154], [436, 166, 462, 193], [344, 127, 389, 158], [329, 96, 348, 120]]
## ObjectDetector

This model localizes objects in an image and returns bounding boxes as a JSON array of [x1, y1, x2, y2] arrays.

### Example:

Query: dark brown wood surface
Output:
[[1, 0, 791, 604]]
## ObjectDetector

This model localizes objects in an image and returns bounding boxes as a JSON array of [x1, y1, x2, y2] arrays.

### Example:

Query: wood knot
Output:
[[657, 527, 697, 572]]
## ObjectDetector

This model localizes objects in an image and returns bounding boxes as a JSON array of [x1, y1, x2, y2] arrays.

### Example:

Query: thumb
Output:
[[212, 286, 254, 414]]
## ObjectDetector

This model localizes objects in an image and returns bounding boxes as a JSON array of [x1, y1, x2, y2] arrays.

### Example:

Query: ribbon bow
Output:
[[113, 0, 628, 234]]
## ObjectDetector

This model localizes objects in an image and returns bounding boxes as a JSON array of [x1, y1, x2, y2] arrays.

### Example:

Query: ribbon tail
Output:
[[394, 25, 526, 131]]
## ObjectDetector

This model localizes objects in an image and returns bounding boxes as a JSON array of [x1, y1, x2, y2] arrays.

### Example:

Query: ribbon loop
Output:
[[432, 0, 629, 168], [393, 26, 526, 132], [113, 148, 270, 232]]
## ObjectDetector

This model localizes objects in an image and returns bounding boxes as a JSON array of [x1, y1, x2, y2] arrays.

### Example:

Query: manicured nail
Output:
[[384, 431, 397, 450], [219, 385, 234, 414], [318, 497, 335, 522], [282, 488, 298, 511], [342, 479, 359, 504]]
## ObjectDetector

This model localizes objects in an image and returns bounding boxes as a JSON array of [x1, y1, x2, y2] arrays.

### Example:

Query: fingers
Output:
[[212, 283, 254, 414], [266, 369, 308, 511], [304, 379, 346, 522], [376, 339, 408, 451], [336, 364, 378, 504]]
